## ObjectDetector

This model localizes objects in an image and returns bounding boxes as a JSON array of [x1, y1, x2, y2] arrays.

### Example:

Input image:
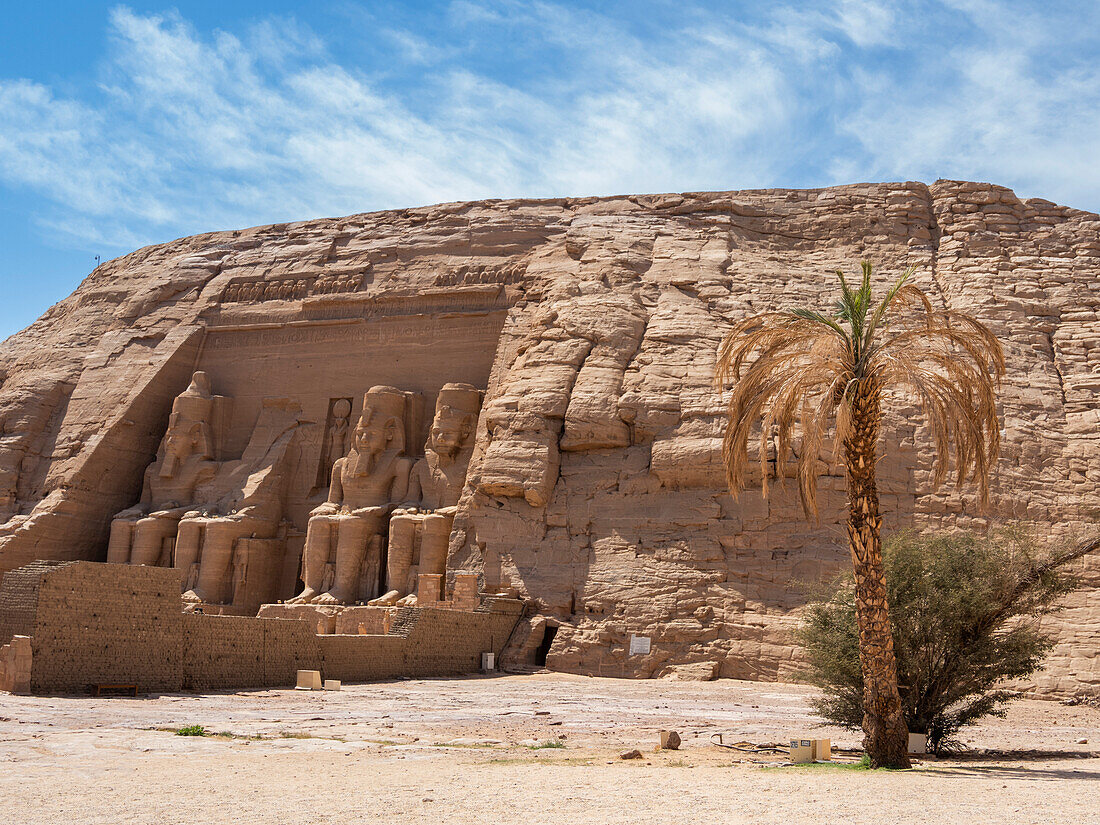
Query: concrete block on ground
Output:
[[295, 669, 322, 690]]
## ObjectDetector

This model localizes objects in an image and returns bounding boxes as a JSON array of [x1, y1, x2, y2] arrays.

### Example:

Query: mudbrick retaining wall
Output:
[[0, 562, 522, 694]]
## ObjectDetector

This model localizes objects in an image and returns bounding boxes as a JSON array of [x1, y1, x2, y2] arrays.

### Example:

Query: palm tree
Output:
[[715, 261, 1004, 768]]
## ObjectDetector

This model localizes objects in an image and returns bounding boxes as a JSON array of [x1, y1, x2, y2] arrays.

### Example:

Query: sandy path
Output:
[[1, 673, 1097, 824]]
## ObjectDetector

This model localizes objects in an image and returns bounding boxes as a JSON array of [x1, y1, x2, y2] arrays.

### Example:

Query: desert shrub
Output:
[[799, 527, 1094, 752], [527, 740, 565, 749], [176, 725, 207, 737]]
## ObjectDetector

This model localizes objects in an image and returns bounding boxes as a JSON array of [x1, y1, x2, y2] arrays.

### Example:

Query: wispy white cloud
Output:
[[839, 1, 1100, 206], [0, 1, 1097, 256], [0, 3, 802, 249], [831, 0, 899, 47]]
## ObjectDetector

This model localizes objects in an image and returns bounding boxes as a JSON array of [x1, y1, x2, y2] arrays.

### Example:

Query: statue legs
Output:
[[106, 518, 135, 564], [370, 511, 453, 606], [290, 510, 386, 605], [386, 515, 417, 596], [419, 513, 452, 581], [315, 511, 384, 605], [107, 514, 178, 566], [288, 514, 338, 604], [176, 516, 265, 605], [131, 516, 179, 566], [174, 518, 202, 590], [319, 517, 369, 605]]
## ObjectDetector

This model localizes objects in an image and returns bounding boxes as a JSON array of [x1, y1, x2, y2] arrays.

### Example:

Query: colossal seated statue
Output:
[[289, 385, 413, 606], [370, 383, 482, 606], [106, 372, 220, 567], [175, 398, 302, 606]]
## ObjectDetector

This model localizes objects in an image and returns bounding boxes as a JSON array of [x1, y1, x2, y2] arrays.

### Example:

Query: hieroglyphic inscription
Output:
[[203, 316, 505, 351], [361, 288, 509, 318], [219, 263, 522, 305]]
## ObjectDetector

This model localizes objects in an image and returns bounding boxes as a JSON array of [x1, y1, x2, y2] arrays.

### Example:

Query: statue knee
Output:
[[205, 520, 248, 553], [421, 514, 452, 538], [389, 515, 417, 542], [336, 519, 371, 551], [107, 520, 134, 564]]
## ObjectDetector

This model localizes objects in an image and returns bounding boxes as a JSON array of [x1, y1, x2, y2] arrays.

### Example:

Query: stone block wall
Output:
[[0, 560, 69, 644], [181, 614, 322, 691], [318, 634, 407, 683], [29, 562, 183, 694], [399, 601, 522, 675], [319, 600, 523, 683], [264, 618, 326, 687], [0, 635, 31, 693], [0, 561, 521, 694]]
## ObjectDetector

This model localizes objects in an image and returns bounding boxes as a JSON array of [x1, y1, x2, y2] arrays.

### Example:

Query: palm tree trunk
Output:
[[845, 377, 911, 769]]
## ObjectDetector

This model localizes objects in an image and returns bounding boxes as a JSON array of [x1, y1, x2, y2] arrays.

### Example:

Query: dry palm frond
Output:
[[715, 261, 1005, 518]]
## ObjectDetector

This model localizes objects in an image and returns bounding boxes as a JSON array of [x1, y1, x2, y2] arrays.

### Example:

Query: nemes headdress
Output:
[[359, 385, 408, 452], [171, 371, 214, 424], [435, 383, 482, 418]]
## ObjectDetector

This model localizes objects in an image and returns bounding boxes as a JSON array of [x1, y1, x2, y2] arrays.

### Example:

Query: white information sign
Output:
[[629, 634, 651, 655]]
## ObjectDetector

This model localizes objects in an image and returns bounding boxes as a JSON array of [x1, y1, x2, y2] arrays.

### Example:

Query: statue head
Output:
[[160, 372, 215, 477], [353, 386, 407, 462], [171, 372, 214, 421], [160, 421, 210, 478], [429, 383, 482, 459]]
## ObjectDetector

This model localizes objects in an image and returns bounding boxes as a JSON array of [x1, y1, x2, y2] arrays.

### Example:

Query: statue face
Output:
[[160, 423, 201, 478], [354, 410, 391, 456], [163, 427, 197, 461], [430, 410, 471, 456]]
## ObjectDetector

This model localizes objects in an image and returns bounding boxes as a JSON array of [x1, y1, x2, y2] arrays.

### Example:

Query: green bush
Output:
[[798, 527, 1093, 753], [176, 725, 207, 737]]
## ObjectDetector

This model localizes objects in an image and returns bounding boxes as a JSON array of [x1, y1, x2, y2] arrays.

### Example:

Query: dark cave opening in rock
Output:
[[534, 623, 558, 667]]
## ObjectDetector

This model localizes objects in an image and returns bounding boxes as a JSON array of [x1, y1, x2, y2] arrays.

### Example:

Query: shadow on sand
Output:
[[927, 749, 1099, 782]]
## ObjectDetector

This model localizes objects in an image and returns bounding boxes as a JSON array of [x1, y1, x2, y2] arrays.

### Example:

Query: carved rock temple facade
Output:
[[0, 181, 1097, 695]]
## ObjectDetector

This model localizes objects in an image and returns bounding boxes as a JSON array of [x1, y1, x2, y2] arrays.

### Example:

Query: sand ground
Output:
[[1, 672, 1097, 824]]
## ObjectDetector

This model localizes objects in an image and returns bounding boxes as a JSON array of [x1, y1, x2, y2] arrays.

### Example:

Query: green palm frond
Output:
[[789, 308, 850, 342], [832, 262, 878, 353], [864, 265, 916, 345], [833, 268, 855, 322]]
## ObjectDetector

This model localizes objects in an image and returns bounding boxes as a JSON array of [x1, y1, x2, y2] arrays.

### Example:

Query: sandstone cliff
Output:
[[1, 181, 1097, 693]]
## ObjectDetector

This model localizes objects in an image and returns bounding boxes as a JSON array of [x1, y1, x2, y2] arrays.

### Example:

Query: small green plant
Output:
[[799, 528, 1097, 753], [176, 725, 207, 737], [212, 731, 263, 740], [772, 753, 873, 771], [527, 739, 565, 750]]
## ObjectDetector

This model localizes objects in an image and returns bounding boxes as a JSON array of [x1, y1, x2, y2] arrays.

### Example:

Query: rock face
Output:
[[1, 181, 1097, 694]]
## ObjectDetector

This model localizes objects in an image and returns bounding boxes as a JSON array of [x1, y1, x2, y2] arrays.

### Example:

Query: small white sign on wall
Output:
[[629, 634, 651, 655]]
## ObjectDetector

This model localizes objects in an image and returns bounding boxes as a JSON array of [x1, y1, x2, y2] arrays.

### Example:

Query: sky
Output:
[[1, 0, 1098, 340]]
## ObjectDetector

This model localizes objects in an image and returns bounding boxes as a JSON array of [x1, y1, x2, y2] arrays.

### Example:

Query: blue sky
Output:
[[2, 1, 1098, 340]]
